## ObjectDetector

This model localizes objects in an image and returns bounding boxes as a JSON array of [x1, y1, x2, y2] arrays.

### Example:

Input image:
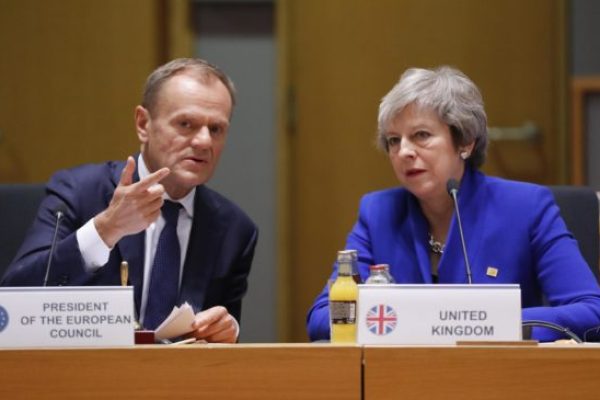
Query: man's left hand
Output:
[[188, 306, 238, 343]]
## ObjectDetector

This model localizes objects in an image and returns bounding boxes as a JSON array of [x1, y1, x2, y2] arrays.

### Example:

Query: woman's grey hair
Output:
[[142, 58, 236, 115], [377, 66, 488, 169]]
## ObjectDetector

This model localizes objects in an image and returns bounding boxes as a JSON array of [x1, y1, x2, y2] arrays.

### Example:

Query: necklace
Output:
[[428, 233, 445, 255]]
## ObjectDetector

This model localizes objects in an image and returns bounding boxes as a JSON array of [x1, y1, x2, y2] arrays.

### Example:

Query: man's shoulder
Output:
[[54, 160, 124, 182], [47, 160, 124, 207]]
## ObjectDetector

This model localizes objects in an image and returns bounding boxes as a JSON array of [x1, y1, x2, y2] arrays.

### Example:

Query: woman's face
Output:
[[384, 103, 473, 203]]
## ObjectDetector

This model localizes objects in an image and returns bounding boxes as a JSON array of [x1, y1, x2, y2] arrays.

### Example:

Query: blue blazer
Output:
[[1, 159, 258, 325], [307, 168, 600, 341]]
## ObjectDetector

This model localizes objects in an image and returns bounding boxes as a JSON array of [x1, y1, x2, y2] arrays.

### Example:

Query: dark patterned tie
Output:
[[144, 200, 181, 330]]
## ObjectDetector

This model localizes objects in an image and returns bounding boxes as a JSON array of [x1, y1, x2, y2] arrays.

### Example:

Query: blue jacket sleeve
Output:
[[522, 186, 600, 341]]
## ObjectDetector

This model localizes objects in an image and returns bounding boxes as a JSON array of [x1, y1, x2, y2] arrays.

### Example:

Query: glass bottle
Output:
[[365, 264, 395, 284], [329, 251, 358, 343]]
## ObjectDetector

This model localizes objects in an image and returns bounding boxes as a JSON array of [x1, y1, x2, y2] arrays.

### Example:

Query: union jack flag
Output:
[[366, 304, 397, 335]]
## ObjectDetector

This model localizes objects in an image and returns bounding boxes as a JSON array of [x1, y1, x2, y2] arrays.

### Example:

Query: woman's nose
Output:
[[397, 139, 416, 158]]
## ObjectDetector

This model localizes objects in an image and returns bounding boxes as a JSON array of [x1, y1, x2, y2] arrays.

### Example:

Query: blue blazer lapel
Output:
[[406, 194, 433, 283], [179, 186, 224, 312], [439, 168, 488, 283]]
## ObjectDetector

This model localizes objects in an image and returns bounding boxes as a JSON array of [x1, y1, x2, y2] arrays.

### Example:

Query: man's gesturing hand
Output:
[[95, 156, 170, 248]]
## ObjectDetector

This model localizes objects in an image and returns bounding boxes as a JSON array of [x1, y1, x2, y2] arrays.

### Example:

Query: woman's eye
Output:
[[180, 120, 191, 129], [415, 130, 431, 140], [386, 136, 400, 147]]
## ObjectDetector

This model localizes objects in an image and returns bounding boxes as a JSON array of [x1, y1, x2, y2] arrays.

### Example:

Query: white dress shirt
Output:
[[76, 155, 194, 326]]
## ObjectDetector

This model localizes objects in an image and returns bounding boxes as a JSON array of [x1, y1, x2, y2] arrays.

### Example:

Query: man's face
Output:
[[135, 72, 232, 199]]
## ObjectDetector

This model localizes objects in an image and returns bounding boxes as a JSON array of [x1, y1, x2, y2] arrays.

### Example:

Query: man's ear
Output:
[[135, 105, 150, 143]]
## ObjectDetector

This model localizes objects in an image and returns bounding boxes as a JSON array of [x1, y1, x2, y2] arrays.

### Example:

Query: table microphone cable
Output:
[[522, 320, 583, 343]]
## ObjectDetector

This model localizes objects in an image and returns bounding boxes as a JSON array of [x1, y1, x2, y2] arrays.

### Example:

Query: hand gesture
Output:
[[95, 156, 170, 247]]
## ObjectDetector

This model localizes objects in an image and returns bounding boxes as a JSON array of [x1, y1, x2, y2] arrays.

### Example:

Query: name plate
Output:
[[357, 284, 521, 344], [0, 286, 135, 348]]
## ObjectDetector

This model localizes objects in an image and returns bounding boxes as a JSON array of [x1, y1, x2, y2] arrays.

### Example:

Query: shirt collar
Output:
[[137, 154, 195, 218]]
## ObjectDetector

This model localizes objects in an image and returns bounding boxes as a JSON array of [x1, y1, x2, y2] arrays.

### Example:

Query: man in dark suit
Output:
[[1, 58, 258, 343]]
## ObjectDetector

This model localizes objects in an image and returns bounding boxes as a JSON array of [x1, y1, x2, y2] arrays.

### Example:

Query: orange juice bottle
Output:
[[330, 251, 358, 343]]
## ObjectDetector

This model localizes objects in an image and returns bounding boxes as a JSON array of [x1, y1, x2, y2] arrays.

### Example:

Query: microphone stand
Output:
[[43, 209, 65, 286], [447, 179, 473, 284]]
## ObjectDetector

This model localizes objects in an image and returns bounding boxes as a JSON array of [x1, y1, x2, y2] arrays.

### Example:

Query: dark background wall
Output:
[[571, 0, 600, 76], [571, 0, 600, 189]]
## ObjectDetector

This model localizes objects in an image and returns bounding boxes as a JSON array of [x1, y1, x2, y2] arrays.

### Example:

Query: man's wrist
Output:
[[77, 218, 111, 271], [94, 211, 120, 248]]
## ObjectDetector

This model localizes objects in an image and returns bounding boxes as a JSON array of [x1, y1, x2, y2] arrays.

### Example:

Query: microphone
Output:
[[43, 205, 67, 286], [446, 179, 473, 284]]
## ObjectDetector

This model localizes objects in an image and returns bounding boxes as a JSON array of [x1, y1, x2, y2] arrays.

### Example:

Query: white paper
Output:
[[154, 302, 196, 341]]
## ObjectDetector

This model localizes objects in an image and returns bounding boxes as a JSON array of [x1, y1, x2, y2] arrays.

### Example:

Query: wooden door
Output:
[[0, 0, 161, 183]]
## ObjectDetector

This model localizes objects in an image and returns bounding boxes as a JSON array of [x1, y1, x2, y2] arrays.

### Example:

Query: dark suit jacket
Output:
[[307, 168, 600, 342], [1, 159, 258, 325]]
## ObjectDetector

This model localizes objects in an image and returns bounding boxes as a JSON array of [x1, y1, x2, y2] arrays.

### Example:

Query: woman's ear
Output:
[[460, 141, 476, 160]]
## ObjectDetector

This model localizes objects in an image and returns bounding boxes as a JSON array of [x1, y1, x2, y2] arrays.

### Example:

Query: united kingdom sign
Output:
[[366, 304, 397, 335], [0, 305, 9, 333]]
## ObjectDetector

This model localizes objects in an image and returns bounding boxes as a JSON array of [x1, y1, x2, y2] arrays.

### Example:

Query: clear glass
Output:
[[365, 264, 395, 284]]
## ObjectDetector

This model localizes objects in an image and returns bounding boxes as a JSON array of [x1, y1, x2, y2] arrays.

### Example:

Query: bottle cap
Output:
[[369, 264, 389, 271], [337, 249, 357, 263]]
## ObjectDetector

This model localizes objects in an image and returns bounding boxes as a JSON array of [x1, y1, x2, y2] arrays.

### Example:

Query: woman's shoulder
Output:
[[358, 187, 412, 214], [481, 174, 553, 206], [362, 186, 409, 202]]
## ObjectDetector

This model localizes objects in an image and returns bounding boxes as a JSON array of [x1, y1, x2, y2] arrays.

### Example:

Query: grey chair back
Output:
[[0, 183, 46, 278], [549, 185, 600, 282]]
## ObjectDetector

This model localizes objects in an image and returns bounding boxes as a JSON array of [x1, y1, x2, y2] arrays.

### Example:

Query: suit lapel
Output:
[[385, 191, 433, 283], [179, 186, 224, 312], [438, 168, 487, 283], [406, 194, 433, 283]]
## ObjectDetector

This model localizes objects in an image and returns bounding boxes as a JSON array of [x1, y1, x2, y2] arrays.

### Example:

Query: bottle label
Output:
[[330, 300, 357, 324]]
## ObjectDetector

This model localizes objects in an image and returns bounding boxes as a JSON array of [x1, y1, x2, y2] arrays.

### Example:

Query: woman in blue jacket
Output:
[[306, 66, 600, 342]]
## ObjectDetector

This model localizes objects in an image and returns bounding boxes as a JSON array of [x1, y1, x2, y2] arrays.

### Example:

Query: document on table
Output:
[[154, 302, 196, 341]]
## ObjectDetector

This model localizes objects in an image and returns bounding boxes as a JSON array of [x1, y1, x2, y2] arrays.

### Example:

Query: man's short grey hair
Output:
[[377, 66, 488, 168], [142, 58, 236, 115]]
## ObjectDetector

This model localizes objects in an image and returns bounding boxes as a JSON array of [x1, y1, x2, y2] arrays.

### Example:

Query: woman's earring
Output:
[[460, 151, 469, 160]]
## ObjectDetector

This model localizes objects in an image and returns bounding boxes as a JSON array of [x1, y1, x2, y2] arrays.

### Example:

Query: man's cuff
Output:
[[233, 317, 240, 341], [76, 218, 111, 272]]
